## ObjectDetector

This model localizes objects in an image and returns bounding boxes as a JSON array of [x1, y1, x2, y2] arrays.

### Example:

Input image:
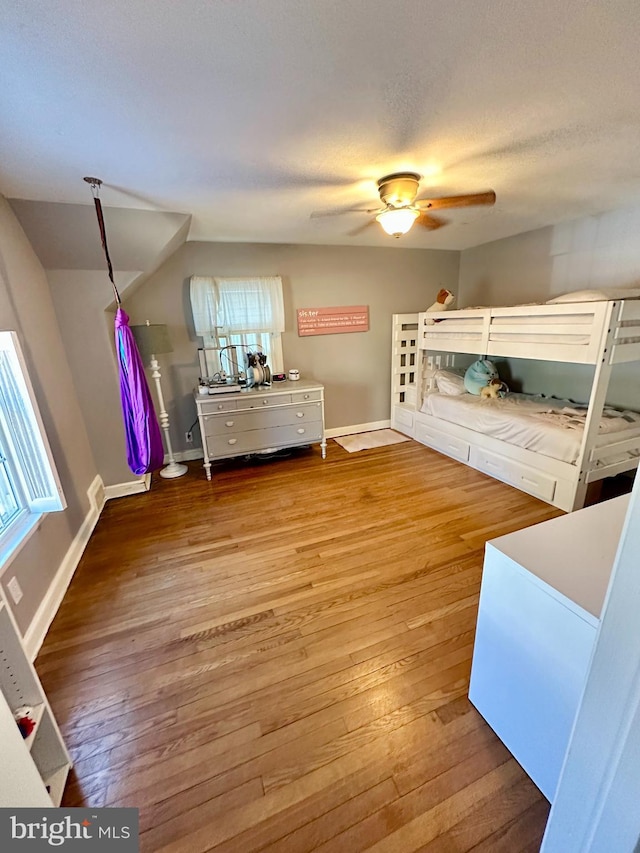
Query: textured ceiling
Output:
[[3, 0, 640, 251]]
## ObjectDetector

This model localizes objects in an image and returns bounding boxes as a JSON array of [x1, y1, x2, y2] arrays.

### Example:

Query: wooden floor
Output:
[[36, 439, 563, 852]]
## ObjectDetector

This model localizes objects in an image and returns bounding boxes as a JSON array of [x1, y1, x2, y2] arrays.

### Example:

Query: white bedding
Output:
[[420, 392, 640, 464]]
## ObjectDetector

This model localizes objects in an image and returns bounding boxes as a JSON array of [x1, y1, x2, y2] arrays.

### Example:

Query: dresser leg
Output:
[[321, 439, 327, 459], [204, 459, 212, 481]]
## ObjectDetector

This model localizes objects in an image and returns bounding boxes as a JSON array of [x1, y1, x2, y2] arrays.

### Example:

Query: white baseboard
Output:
[[171, 447, 204, 462], [24, 474, 105, 661], [325, 420, 391, 439], [103, 474, 151, 500], [103, 457, 202, 495]]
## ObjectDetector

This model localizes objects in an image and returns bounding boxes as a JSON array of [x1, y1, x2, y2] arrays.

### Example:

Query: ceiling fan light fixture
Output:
[[376, 207, 419, 237]]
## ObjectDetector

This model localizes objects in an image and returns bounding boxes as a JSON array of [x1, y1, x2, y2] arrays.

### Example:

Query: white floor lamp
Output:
[[131, 321, 187, 479]]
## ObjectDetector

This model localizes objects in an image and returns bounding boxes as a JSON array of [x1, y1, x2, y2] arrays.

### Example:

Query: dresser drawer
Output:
[[472, 448, 557, 501], [206, 421, 324, 458], [291, 389, 323, 403], [236, 394, 292, 410], [198, 398, 238, 413], [203, 403, 322, 437], [416, 421, 470, 463]]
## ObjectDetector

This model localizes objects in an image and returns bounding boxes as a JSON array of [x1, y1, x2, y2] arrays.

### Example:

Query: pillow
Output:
[[464, 359, 498, 395], [434, 369, 466, 396], [547, 287, 640, 304]]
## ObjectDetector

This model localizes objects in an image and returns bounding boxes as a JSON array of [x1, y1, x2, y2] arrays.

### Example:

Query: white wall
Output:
[[46, 270, 142, 488], [459, 203, 640, 408], [0, 197, 98, 635], [124, 240, 460, 448]]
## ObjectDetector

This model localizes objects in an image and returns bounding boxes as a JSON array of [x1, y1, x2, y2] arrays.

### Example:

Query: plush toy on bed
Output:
[[425, 289, 455, 324], [464, 359, 499, 394], [480, 377, 509, 399]]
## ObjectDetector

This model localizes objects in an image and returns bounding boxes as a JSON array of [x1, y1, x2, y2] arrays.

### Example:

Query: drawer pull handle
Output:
[[262, 399, 269, 405], [297, 428, 305, 434], [226, 420, 235, 427], [217, 404, 224, 410], [296, 412, 304, 418], [304, 394, 310, 399], [228, 438, 237, 445]]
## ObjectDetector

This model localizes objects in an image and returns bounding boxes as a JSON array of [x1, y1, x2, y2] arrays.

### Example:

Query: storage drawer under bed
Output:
[[416, 421, 470, 463], [471, 447, 557, 502]]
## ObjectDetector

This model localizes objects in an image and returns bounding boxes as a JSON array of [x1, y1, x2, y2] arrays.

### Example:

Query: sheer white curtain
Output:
[[190, 276, 285, 371]]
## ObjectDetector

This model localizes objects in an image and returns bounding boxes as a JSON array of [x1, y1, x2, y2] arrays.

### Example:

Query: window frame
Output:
[[0, 331, 66, 568]]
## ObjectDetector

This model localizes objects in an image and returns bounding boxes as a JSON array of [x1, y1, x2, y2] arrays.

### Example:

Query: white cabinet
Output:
[[0, 598, 71, 806], [468, 495, 628, 801], [195, 380, 326, 480]]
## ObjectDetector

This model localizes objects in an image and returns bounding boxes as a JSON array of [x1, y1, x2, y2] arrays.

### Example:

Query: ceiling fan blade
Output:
[[415, 212, 447, 230], [310, 206, 382, 219], [347, 219, 377, 237], [417, 190, 496, 211]]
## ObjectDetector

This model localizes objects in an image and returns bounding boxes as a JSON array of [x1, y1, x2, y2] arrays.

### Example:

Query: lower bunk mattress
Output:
[[419, 392, 640, 465]]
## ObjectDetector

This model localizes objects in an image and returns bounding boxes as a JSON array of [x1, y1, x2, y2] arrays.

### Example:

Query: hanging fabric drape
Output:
[[114, 308, 164, 475], [85, 177, 164, 475]]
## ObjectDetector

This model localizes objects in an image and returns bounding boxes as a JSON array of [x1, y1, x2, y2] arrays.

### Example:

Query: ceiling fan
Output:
[[311, 172, 496, 238]]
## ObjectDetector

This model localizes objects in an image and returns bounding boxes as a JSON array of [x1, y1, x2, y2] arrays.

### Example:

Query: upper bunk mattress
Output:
[[420, 392, 640, 464]]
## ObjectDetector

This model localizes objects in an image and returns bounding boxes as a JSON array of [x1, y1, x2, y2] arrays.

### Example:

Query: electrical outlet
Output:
[[185, 431, 193, 444], [7, 576, 23, 605]]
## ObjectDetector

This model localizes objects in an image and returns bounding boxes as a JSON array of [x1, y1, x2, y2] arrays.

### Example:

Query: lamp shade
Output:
[[130, 323, 173, 364], [376, 207, 419, 237]]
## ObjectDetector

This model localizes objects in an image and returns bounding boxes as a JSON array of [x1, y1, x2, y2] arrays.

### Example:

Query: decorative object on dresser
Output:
[[195, 379, 326, 480], [0, 594, 71, 806], [244, 351, 271, 387], [131, 321, 188, 479], [391, 299, 640, 512]]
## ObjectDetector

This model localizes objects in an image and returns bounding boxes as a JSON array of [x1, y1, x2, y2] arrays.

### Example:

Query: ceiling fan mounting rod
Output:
[[377, 172, 421, 208]]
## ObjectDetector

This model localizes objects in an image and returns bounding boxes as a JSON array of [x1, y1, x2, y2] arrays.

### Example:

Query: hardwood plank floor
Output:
[[36, 439, 561, 851]]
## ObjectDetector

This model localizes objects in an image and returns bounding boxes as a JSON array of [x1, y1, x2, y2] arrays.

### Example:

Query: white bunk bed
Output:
[[391, 300, 640, 511]]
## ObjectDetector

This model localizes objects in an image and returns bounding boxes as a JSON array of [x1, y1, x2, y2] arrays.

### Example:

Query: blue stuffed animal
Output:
[[464, 359, 499, 395]]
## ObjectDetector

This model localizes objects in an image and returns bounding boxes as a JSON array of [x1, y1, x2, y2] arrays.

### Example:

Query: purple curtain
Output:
[[115, 308, 165, 475]]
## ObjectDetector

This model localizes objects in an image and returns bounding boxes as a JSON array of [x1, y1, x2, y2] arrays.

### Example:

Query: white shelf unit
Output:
[[0, 597, 71, 806], [468, 494, 629, 801]]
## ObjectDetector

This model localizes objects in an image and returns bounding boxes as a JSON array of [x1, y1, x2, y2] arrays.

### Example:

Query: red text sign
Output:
[[297, 306, 369, 336]]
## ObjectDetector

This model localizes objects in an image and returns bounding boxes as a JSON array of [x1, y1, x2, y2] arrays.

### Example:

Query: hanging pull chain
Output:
[[84, 176, 122, 306]]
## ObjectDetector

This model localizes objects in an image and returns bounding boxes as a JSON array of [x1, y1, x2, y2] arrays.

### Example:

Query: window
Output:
[[190, 276, 285, 375], [0, 331, 65, 561]]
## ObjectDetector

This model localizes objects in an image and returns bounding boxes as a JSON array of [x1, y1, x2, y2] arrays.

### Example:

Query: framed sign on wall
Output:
[[297, 305, 369, 337]]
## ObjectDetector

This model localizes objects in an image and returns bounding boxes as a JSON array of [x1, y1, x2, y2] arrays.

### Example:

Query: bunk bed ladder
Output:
[[572, 302, 618, 509], [391, 314, 419, 436]]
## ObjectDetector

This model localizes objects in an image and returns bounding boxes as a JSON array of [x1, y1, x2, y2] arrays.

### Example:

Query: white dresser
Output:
[[468, 495, 628, 801], [195, 379, 326, 480]]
